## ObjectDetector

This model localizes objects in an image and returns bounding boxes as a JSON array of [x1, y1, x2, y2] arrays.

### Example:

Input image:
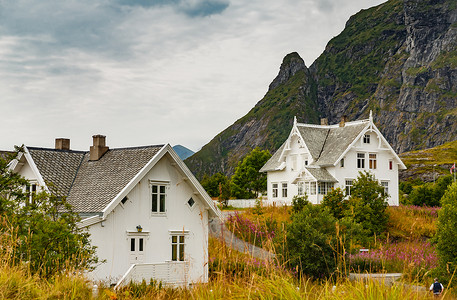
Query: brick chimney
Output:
[[90, 135, 109, 161], [320, 118, 328, 126], [55, 138, 70, 150], [339, 115, 348, 127]]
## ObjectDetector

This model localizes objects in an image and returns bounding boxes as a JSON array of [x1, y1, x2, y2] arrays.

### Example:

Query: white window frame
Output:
[[309, 181, 316, 195], [297, 182, 304, 196], [369, 153, 377, 169], [357, 153, 365, 169], [363, 134, 371, 144], [318, 182, 334, 195], [282, 183, 288, 198], [272, 183, 278, 198], [169, 230, 189, 262], [150, 181, 169, 215], [345, 179, 353, 196], [25, 181, 38, 205], [381, 181, 389, 196]]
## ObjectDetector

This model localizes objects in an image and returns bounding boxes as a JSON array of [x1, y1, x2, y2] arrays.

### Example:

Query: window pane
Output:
[[160, 195, 166, 212], [179, 244, 185, 261], [151, 194, 157, 212], [139, 238, 143, 251], [172, 244, 177, 261], [172, 236, 177, 243], [130, 238, 135, 251], [160, 186, 165, 193], [152, 185, 157, 193]]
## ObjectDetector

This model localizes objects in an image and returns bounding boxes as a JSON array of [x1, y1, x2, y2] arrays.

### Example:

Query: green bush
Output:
[[347, 171, 388, 237], [321, 188, 348, 219], [435, 181, 457, 286], [291, 195, 309, 214], [286, 203, 338, 278]]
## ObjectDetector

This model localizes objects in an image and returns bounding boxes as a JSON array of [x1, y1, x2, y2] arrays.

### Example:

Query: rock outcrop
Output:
[[186, 0, 457, 178]]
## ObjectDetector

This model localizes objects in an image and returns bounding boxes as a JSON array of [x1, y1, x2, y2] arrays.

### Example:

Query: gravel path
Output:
[[209, 211, 275, 260]]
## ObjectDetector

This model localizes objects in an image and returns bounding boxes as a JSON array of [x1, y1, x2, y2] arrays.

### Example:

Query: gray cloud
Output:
[[115, 0, 229, 17]]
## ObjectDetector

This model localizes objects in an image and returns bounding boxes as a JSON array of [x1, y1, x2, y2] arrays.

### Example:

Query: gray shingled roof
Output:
[[28, 148, 85, 197], [28, 145, 163, 213], [305, 167, 337, 182], [261, 120, 369, 172], [315, 121, 368, 166], [296, 126, 329, 160]]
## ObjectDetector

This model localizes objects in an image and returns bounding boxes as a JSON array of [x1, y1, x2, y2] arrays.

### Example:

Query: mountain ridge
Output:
[[186, 0, 457, 178]]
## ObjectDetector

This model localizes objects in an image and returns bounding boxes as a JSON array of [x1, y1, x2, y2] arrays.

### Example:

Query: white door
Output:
[[129, 236, 145, 264]]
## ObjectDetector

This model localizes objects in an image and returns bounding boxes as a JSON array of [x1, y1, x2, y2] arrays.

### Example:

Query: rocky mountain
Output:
[[186, 0, 457, 178]]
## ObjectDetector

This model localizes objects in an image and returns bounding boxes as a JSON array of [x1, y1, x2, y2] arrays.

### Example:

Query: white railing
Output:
[[115, 261, 189, 288]]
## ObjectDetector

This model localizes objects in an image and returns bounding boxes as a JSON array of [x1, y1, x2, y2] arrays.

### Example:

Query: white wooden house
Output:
[[260, 112, 406, 206], [9, 135, 221, 286]]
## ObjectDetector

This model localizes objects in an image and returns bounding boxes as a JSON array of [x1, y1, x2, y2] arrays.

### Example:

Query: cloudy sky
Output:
[[0, 0, 386, 152]]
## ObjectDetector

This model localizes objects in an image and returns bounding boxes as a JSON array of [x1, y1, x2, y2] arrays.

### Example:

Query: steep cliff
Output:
[[187, 0, 457, 178]]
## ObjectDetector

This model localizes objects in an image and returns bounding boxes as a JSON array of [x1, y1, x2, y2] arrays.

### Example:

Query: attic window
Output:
[[121, 196, 128, 205], [187, 197, 195, 207], [363, 134, 371, 144]]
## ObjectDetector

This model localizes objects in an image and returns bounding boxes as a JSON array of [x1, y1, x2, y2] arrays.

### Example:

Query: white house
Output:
[[9, 135, 221, 286], [260, 112, 406, 206]]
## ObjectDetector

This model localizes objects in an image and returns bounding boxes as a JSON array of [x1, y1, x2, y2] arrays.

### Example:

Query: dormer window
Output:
[[363, 134, 371, 144]]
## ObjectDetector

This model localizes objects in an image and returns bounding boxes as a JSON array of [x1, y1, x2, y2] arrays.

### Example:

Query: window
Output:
[[363, 134, 371, 144], [389, 160, 393, 170], [318, 182, 334, 195], [151, 184, 167, 213], [171, 235, 185, 261], [357, 153, 365, 169], [187, 197, 195, 207], [369, 153, 377, 169], [381, 181, 389, 196], [272, 183, 278, 198], [345, 180, 353, 196], [297, 182, 304, 195], [282, 183, 288, 198], [340, 158, 344, 168], [25, 183, 37, 204], [130, 237, 144, 252], [305, 160, 308, 166], [309, 182, 316, 195]]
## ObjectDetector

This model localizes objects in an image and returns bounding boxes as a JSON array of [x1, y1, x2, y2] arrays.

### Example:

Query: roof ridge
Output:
[[316, 129, 330, 162], [27, 147, 87, 154], [109, 145, 165, 151], [297, 119, 369, 128]]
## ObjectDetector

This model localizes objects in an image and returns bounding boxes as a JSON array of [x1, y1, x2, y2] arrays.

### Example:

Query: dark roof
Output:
[[28, 148, 85, 197], [28, 145, 163, 213]]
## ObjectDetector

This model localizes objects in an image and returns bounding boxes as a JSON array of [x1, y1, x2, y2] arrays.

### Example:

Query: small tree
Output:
[[231, 148, 271, 199], [201, 172, 231, 199], [286, 202, 338, 278], [347, 171, 388, 237], [291, 195, 309, 214], [0, 149, 98, 277], [435, 182, 457, 285], [321, 188, 348, 219]]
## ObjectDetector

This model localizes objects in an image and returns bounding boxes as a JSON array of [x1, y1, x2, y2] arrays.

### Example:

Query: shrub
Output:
[[286, 203, 338, 278], [435, 182, 457, 286], [348, 171, 388, 237], [321, 188, 348, 219], [291, 195, 309, 214]]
